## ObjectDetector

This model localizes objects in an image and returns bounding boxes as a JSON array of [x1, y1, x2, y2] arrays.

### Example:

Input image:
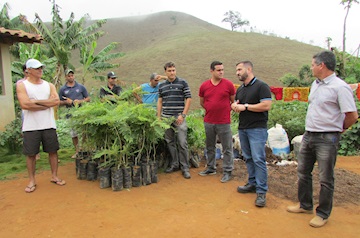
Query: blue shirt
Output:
[[141, 83, 160, 108]]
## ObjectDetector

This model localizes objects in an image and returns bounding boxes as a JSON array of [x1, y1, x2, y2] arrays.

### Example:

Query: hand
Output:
[[62, 96, 73, 105], [73, 99, 82, 106], [176, 114, 184, 125]]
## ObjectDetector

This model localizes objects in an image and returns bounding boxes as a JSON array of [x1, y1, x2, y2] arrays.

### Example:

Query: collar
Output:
[[316, 73, 335, 84], [65, 81, 78, 88], [243, 77, 257, 87]]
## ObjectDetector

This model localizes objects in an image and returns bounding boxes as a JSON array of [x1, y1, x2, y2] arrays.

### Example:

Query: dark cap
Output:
[[65, 69, 74, 75], [107, 71, 117, 78]]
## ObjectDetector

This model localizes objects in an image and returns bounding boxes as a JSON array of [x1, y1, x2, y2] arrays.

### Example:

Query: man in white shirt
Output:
[[16, 59, 66, 193]]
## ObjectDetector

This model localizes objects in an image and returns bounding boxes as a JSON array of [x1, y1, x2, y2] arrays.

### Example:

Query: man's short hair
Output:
[[150, 73, 157, 80], [210, 61, 222, 70], [164, 62, 176, 70], [313, 51, 336, 71]]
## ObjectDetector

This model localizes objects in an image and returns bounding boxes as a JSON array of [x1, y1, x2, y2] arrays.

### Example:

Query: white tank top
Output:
[[22, 80, 56, 132]]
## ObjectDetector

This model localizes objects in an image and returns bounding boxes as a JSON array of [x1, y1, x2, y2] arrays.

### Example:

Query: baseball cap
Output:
[[107, 71, 117, 78], [26, 59, 45, 69], [64, 69, 74, 75]]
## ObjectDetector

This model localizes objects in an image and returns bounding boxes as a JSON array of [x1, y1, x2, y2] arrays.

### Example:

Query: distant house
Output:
[[0, 27, 43, 131]]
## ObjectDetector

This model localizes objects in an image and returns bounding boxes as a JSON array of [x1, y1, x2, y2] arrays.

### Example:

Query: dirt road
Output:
[[0, 156, 359, 238]]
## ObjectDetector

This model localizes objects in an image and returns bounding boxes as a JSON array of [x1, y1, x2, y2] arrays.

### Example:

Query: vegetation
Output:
[[222, 10, 249, 31], [1, 3, 359, 180], [34, 1, 106, 88]]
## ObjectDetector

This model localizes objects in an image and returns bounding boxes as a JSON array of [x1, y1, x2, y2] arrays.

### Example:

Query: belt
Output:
[[306, 131, 340, 134]]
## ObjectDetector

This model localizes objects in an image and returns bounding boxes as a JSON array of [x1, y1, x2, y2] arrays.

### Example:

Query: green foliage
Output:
[[268, 101, 308, 141], [79, 41, 125, 84], [56, 119, 73, 149], [338, 101, 360, 156], [279, 65, 314, 87], [68, 91, 170, 167], [34, 0, 107, 87], [338, 119, 360, 155], [0, 118, 23, 153], [186, 109, 206, 152]]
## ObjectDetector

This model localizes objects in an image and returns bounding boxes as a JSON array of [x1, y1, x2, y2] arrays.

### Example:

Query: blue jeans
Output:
[[297, 131, 340, 219], [204, 123, 234, 173], [239, 128, 268, 193], [165, 120, 190, 171]]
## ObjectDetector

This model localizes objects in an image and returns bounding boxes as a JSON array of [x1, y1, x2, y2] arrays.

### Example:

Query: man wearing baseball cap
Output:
[[99, 71, 122, 98], [16, 59, 65, 192], [58, 69, 90, 158]]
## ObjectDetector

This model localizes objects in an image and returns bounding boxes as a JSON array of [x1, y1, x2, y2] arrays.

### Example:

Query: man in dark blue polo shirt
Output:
[[59, 69, 90, 158], [157, 62, 192, 179]]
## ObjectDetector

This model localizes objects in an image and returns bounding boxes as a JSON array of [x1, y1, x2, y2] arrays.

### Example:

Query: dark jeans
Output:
[[297, 131, 340, 219]]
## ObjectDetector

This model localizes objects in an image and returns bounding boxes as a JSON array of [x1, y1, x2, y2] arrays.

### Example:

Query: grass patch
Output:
[[0, 148, 75, 180]]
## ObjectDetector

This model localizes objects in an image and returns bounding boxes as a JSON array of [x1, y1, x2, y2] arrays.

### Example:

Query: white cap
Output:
[[26, 59, 45, 69]]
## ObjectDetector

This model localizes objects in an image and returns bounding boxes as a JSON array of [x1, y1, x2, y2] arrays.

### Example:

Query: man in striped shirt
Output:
[[157, 62, 192, 179]]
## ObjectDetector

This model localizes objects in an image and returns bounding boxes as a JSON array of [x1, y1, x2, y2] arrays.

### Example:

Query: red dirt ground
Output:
[[0, 156, 359, 238]]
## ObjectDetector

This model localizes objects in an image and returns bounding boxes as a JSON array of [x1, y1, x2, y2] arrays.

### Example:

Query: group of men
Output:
[[17, 50, 358, 228]]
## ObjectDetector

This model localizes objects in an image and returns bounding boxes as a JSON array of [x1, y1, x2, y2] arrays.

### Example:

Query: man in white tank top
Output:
[[16, 59, 66, 193]]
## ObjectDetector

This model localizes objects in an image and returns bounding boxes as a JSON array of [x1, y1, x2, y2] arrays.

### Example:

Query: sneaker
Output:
[[198, 169, 216, 176], [255, 193, 266, 207], [309, 216, 328, 228], [286, 204, 313, 214], [220, 172, 232, 183], [237, 183, 256, 193]]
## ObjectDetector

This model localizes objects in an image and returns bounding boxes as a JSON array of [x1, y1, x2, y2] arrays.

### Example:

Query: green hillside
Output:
[[73, 11, 323, 109]]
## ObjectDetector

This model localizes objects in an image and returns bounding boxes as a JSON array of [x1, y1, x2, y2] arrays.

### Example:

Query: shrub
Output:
[[268, 101, 307, 141], [0, 118, 23, 154]]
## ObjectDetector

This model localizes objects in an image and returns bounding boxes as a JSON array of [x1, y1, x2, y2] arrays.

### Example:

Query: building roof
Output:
[[0, 27, 43, 44]]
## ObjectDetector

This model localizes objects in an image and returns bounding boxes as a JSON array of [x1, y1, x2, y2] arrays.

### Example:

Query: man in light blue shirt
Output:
[[134, 73, 166, 108]]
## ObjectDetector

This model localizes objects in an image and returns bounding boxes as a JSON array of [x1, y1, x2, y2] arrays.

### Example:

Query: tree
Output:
[[222, 10, 249, 31], [337, 0, 359, 78], [79, 41, 124, 84], [34, 0, 106, 88], [279, 65, 314, 87], [340, 0, 359, 54]]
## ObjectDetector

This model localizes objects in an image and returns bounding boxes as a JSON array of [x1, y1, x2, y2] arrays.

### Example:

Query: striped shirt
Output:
[[158, 77, 191, 117]]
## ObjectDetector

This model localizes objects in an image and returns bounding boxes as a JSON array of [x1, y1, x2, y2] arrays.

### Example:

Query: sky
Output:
[[3, 0, 360, 54]]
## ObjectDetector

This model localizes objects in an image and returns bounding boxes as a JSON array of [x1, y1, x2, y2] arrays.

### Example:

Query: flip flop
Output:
[[50, 179, 66, 186], [25, 184, 36, 193]]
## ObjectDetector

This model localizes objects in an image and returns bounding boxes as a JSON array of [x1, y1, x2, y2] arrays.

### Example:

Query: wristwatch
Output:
[[244, 103, 249, 110], [181, 113, 186, 118]]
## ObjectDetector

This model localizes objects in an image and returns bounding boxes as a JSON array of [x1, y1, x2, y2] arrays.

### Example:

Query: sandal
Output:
[[25, 184, 36, 193], [50, 179, 66, 186]]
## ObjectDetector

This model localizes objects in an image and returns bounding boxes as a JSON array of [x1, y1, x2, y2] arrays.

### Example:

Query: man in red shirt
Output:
[[198, 61, 235, 182]]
